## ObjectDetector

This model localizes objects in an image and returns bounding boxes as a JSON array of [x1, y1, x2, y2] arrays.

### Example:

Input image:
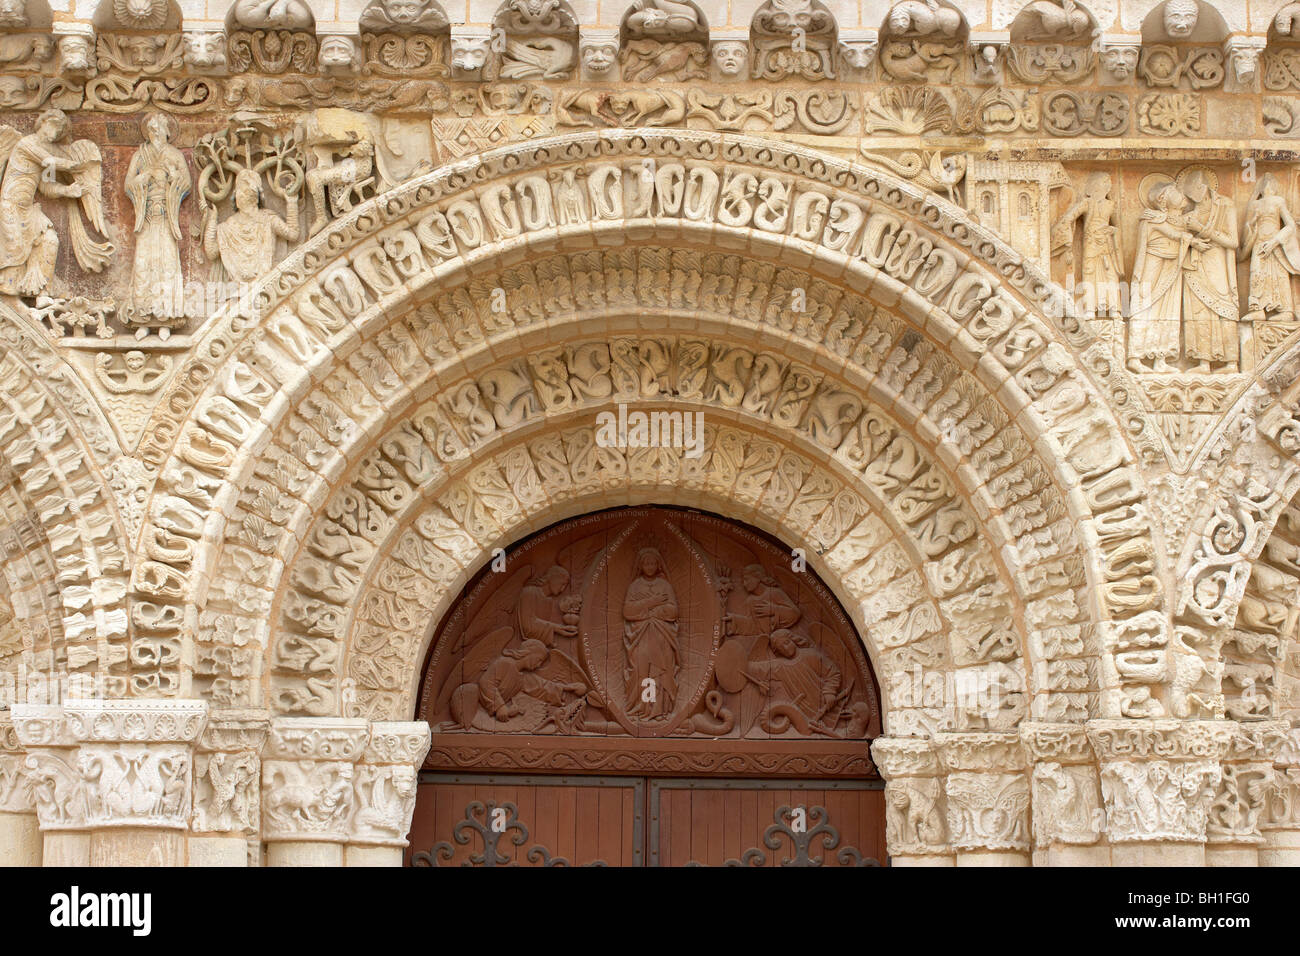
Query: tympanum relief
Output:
[[419, 509, 881, 747]]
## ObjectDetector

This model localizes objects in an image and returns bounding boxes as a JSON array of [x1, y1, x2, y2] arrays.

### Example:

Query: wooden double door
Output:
[[405, 773, 886, 867]]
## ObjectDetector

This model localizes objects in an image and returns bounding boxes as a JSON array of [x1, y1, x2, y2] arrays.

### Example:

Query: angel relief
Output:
[[418, 508, 881, 745], [0, 109, 113, 297]]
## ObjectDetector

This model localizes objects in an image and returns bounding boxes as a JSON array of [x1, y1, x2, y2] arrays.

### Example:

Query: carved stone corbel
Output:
[[451, 27, 493, 80], [578, 27, 618, 80], [53, 24, 96, 79], [346, 720, 431, 865], [836, 29, 879, 77], [1020, 723, 1105, 865], [871, 736, 952, 866], [935, 732, 1031, 865], [261, 717, 370, 866], [1097, 35, 1140, 82], [968, 30, 1009, 84], [1222, 34, 1265, 92]]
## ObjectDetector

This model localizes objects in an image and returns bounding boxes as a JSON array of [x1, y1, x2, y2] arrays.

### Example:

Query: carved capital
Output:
[[1099, 758, 1220, 844], [871, 736, 941, 778], [350, 721, 430, 846], [884, 776, 949, 855], [262, 718, 370, 843], [944, 771, 1031, 852], [193, 709, 269, 835]]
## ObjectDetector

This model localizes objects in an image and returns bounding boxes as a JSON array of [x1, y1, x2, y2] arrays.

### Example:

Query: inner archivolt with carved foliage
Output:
[[417, 507, 882, 760]]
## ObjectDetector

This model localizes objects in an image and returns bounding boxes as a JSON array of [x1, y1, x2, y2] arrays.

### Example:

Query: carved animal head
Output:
[[838, 40, 877, 69], [184, 31, 227, 69], [452, 38, 489, 72]]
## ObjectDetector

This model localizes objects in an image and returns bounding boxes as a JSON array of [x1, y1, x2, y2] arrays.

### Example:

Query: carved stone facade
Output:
[[0, 0, 1298, 867]]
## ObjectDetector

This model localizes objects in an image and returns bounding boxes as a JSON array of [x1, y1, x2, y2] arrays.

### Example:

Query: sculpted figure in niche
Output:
[[1241, 173, 1300, 322], [230, 0, 315, 30], [1179, 167, 1239, 372], [622, 547, 679, 720], [1051, 171, 1123, 318], [886, 0, 962, 37], [0, 109, 113, 297], [1161, 0, 1198, 39], [202, 168, 299, 284], [1128, 181, 1192, 373], [517, 565, 581, 646], [624, 0, 703, 37], [1014, 0, 1092, 43], [124, 112, 190, 332], [359, 0, 449, 34]]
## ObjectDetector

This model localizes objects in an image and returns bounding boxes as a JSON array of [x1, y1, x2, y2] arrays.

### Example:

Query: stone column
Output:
[[64, 699, 208, 866], [346, 721, 431, 867], [1020, 723, 1107, 866], [871, 736, 953, 866], [935, 732, 1031, 866], [1206, 721, 1287, 867], [261, 717, 369, 867], [190, 709, 269, 867], [1260, 725, 1300, 866], [1088, 719, 1231, 866], [11, 704, 89, 866], [0, 713, 40, 865]]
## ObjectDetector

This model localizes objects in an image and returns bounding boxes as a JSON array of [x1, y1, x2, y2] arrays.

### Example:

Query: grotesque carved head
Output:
[[838, 40, 877, 70], [318, 35, 358, 72], [1230, 47, 1258, 85], [1162, 0, 1198, 39], [1101, 43, 1139, 79], [452, 37, 490, 76], [184, 31, 227, 70], [580, 40, 617, 76], [385, 0, 429, 25], [711, 40, 747, 77], [58, 35, 94, 75]]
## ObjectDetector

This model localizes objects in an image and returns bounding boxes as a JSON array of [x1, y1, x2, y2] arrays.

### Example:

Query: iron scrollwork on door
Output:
[[410, 800, 606, 867], [690, 805, 883, 867]]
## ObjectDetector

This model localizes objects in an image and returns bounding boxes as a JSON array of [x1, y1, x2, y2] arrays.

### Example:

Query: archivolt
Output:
[[262, 372, 1035, 731], [128, 129, 1159, 718], [0, 300, 130, 693]]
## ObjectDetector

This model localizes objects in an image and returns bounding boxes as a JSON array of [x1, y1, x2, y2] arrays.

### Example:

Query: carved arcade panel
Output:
[[416, 507, 882, 775]]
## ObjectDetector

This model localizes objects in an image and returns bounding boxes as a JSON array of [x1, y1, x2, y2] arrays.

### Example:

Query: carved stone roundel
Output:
[[417, 507, 882, 745]]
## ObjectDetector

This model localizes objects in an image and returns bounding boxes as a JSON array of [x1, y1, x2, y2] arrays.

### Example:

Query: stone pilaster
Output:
[[346, 721, 431, 867], [261, 717, 369, 867], [11, 704, 89, 865], [871, 736, 952, 867], [1088, 719, 1232, 866], [1020, 723, 1107, 866], [0, 713, 39, 866], [1260, 725, 1300, 866], [190, 709, 269, 867], [935, 732, 1031, 866]]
